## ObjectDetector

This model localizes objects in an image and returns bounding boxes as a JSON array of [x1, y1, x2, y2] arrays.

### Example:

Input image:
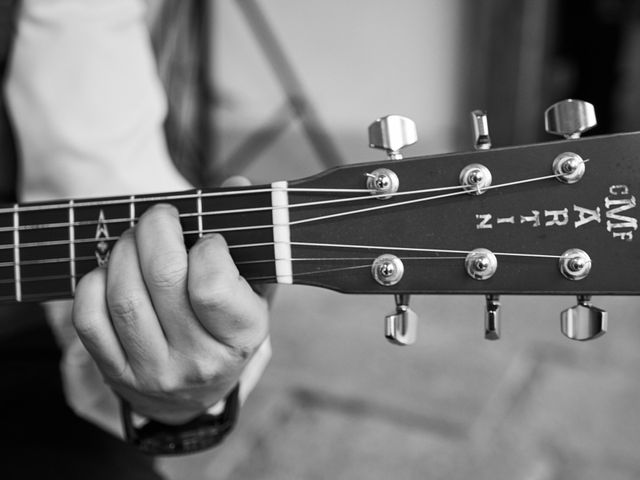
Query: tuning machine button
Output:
[[471, 110, 491, 150], [561, 295, 607, 341], [545, 99, 597, 139], [368, 115, 418, 160], [385, 294, 417, 346]]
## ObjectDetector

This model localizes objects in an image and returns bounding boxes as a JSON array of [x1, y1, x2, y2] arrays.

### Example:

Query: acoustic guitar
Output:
[[0, 100, 635, 344]]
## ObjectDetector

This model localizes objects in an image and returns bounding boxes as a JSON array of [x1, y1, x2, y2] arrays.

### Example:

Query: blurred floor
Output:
[[160, 288, 640, 479]]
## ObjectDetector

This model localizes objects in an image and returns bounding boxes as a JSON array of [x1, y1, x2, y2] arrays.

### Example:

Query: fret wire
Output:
[[13, 204, 21, 301], [69, 200, 76, 294], [129, 195, 136, 227]]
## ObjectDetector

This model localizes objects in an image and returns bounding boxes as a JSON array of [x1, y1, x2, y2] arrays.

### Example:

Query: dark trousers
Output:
[[0, 304, 164, 480]]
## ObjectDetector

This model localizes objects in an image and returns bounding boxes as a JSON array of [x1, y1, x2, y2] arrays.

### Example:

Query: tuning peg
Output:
[[369, 115, 418, 160], [560, 295, 607, 341], [485, 294, 501, 340], [545, 99, 597, 139], [385, 294, 417, 346], [471, 110, 491, 150]]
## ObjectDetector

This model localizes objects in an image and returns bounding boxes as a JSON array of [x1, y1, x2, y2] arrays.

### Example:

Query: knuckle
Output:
[[146, 251, 188, 290], [107, 291, 145, 324], [228, 331, 269, 363], [187, 356, 225, 386], [72, 309, 100, 340], [131, 365, 180, 396], [227, 343, 256, 363], [190, 274, 236, 312], [102, 361, 131, 386], [150, 372, 180, 395]]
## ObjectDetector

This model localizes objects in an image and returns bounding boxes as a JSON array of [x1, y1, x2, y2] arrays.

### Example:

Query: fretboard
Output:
[[0, 185, 277, 303]]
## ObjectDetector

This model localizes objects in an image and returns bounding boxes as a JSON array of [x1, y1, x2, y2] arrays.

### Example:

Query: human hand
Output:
[[71, 198, 269, 424]]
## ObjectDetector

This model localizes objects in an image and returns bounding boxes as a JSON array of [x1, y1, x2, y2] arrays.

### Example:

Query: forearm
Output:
[[5, 0, 271, 442]]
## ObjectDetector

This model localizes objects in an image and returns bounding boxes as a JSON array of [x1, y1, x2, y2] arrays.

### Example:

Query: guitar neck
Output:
[[3, 130, 640, 303], [0, 184, 279, 303]]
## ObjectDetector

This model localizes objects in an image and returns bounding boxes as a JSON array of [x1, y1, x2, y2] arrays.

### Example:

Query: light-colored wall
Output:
[[214, 0, 465, 181]]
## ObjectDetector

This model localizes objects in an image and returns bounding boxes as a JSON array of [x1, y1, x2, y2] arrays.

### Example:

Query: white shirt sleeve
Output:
[[5, 0, 270, 437]]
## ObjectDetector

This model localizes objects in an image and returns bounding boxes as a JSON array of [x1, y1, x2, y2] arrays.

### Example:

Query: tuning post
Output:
[[372, 254, 404, 286], [545, 99, 597, 139], [368, 115, 418, 160], [552, 152, 586, 184], [485, 294, 501, 340], [365, 168, 399, 199], [561, 295, 607, 341], [459, 163, 492, 195], [559, 248, 591, 280], [385, 294, 418, 346], [471, 110, 491, 150], [465, 248, 498, 280]]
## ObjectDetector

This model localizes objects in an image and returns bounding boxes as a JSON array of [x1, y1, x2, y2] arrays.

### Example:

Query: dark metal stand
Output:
[[211, 0, 344, 178]]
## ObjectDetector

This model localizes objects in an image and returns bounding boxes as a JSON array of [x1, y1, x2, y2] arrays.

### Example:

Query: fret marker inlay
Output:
[[270, 181, 292, 284], [95, 209, 111, 266]]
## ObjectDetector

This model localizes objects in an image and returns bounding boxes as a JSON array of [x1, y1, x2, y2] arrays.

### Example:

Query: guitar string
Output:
[[0, 254, 467, 271], [0, 164, 583, 295], [0, 234, 559, 281], [0, 183, 468, 233], [0, 159, 586, 232], [0, 186, 374, 214], [0, 256, 469, 286], [0, 169, 571, 250]]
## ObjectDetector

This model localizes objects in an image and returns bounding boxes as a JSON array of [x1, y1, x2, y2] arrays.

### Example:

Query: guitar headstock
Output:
[[286, 100, 637, 345]]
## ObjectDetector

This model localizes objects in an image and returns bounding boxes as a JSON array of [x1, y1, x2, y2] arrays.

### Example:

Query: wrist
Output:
[[121, 383, 240, 455]]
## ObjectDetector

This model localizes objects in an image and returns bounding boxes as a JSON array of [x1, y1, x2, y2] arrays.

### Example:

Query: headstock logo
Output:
[[475, 184, 637, 241]]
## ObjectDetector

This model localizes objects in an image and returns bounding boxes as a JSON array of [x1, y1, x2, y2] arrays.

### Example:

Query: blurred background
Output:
[[152, 0, 640, 478]]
